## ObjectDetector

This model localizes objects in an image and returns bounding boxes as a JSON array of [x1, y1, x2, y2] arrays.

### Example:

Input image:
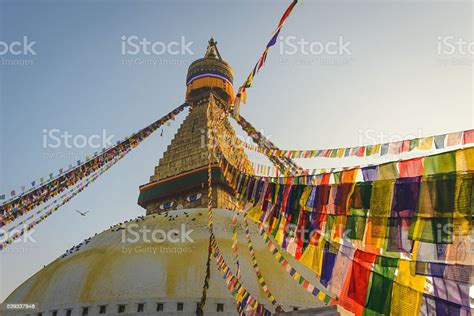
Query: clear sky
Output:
[[0, 0, 472, 301]]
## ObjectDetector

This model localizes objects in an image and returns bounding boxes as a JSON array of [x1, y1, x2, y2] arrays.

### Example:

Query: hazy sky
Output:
[[0, 0, 472, 301]]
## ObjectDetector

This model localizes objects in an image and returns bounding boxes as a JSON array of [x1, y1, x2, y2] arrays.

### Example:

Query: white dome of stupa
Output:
[[2, 209, 326, 316]]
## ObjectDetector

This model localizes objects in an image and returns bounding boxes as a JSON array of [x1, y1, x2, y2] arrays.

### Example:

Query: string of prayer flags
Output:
[[231, 213, 241, 280], [204, 115, 269, 316], [198, 109, 217, 314], [259, 226, 333, 304], [0, 103, 188, 226], [0, 154, 121, 250], [219, 147, 473, 245], [214, 142, 473, 316], [239, 129, 473, 159], [207, 103, 216, 229], [210, 234, 271, 315], [197, 235, 213, 313], [235, 115, 303, 175], [243, 217, 280, 307], [233, 0, 299, 116]]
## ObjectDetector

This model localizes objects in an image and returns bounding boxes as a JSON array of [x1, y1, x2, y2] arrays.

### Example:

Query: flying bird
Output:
[[76, 210, 89, 217]]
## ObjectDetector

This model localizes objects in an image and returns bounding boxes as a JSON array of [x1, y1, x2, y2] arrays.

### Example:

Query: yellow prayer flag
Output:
[[456, 147, 474, 172], [299, 243, 318, 272], [275, 217, 287, 245], [373, 144, 381, 155], [390, 257, 426, 316], [247, 206, 263, 223], [293, 272, 301, 281], [417, 136, 434, 150], [318, 291, 325, 301], [241, 89, 247, 104]]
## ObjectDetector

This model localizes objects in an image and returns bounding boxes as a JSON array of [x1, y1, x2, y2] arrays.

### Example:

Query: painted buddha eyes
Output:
[[159, 201, 175, 210], [186, 193, 202, 202], [158, 194, 201, 210]]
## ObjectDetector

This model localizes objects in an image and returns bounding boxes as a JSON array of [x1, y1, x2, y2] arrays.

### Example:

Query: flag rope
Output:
[[207, 98, 272, 315], [0, 151, 124, 250], [233, 0, 299, 114], [1, 103, 188, 226], [243, 216, 282, 310], [239, 129, 474, 160]]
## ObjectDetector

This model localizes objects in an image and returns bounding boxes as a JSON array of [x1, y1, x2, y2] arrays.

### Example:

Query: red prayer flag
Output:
[[347, 250, 377, 308], [401, 140, 411, 152], [277, 0, 298, 30], [463, 129, 474, 144], [257, 50, 268, 72], [355, 146, 365, 157], [398, 157, 424, 177]]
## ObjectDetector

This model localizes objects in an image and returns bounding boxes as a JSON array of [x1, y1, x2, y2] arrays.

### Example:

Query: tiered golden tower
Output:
[[138, 39, 252, 214]]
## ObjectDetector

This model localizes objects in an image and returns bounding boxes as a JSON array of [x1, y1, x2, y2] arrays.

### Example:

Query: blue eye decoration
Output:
[[159, 201, 175, 210], [186, 193, 202, 202]]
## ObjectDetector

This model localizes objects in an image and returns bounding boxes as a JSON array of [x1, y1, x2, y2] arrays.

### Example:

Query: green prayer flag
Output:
[[423, 151, 456, 175]]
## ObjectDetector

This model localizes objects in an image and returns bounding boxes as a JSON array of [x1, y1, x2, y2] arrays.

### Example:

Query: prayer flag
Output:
[[409, 138, 419, 151], [267, 29, 281, 48], [434, 134, 446, 149], [462, 129, 474, 144], [398, 157, 423, 177], [277, 0, 298, 30], [361, 166, 377, 182], [446, 132, 462, 146], [418, 136, 433, 150], [388, 141, 402, 155]]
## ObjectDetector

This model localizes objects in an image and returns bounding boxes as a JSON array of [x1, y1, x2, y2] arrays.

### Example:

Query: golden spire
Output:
[[204, 37, 222, 59]]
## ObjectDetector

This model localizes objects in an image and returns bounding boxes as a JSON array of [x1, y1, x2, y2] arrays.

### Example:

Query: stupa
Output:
[[2, 39, 328, 316]]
